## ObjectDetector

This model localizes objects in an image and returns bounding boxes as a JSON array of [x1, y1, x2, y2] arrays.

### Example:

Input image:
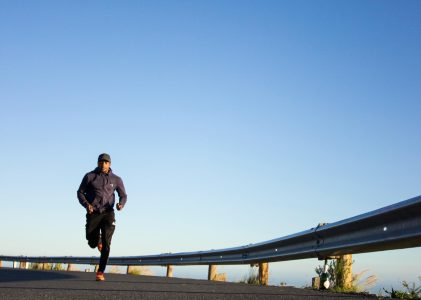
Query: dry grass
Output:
[[127, 266, 154, 276], [332, 269, 377, 293], [109, 266, 121, 274], [239, 267, 261, 285], [352, 269, 377, 292]]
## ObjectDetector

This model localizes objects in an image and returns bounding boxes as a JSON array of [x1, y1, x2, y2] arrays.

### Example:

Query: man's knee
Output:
[[87, 232, 100, 248], [88, 240, 98, 248], [102, 243, 111, 253]]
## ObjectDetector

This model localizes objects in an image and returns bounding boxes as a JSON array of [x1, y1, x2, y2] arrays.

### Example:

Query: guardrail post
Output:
[[0, 260, 2, 268], [126, 266, 133, 274], [166, 265, 173, 277], [208, 265, 217, 280], [312, 276, 321, 289], [19, 262, 27, 269], [67, 264, 74, 271], [126, 266, 138, 275], [259, 262, 269, 285], [336, 254, 352, 289]]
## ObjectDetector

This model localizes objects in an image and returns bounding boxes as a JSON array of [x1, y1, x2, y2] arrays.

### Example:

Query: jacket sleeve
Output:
[[116, 177, 128, 207], [77, 174, 90, 208]]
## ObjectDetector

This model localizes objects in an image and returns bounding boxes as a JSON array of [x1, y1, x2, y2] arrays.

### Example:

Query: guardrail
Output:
[[2, 195, 421, 285]]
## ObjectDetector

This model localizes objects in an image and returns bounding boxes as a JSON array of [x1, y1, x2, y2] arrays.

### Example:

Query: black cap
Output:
[[98, 153, 111, 163]]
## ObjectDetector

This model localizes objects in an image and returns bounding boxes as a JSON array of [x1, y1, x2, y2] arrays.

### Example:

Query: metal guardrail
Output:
[[1, 195, 421, 267]]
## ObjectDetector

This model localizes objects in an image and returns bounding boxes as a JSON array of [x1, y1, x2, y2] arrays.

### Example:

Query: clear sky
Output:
[[1, 0, 420, 293]]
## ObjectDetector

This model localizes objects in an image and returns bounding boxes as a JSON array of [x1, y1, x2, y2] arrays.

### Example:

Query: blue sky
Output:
[[1, 0, 421, 292]]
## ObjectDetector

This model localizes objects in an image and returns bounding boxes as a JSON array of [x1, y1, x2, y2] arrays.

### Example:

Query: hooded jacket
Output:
[[77, 167, 127, 213]]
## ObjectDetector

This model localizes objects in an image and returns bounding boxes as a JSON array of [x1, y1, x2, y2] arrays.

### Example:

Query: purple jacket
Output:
[[77, 167, 127, 213]]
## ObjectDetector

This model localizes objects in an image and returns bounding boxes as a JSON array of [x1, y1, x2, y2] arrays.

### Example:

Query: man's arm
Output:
[[77, 174, 92, 210], [115, 177, 127, 210]]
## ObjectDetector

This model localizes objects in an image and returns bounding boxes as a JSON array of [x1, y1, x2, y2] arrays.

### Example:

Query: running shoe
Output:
[[96, 272, 105, 281]]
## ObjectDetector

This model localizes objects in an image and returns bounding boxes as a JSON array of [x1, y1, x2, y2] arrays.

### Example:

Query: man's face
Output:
[[98, 160, 111, 173]]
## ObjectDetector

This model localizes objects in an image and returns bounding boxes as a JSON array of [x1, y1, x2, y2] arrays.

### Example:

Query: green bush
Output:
[[315, 260, 376, 292], [315, 260, 335, 288], [384, 277, 421, 299]]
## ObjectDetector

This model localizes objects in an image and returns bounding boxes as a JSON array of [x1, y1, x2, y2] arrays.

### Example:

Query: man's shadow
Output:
[[0, 268, 77, 282]]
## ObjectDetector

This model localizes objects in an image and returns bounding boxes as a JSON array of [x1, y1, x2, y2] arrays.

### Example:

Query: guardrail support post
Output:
[[166, 265, 173, 277], [312, 276, 321, 289], [336, 254, 352, 289], [208, 265, 217, 280], [0, 260, 2, 268], [127, 265, 135, 274], [67, 264, 74, 271], [259, 262, 269, 285]]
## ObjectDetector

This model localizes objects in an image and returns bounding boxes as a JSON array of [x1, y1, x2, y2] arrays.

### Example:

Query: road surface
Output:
[[0, 268, 380, 299]]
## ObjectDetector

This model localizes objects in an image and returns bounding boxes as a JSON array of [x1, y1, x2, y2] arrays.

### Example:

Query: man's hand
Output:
[[87, 204, 94, 214], [116, 203, 123, 211]]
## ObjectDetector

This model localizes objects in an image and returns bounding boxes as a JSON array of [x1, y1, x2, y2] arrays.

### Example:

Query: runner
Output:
[[77, 153, 127, 281]]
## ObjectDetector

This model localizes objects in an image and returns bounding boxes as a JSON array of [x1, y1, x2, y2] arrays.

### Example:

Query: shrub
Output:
[[315, 260, 377, 292], [315, 260, 336, 288], [384, 276, 421, 299]]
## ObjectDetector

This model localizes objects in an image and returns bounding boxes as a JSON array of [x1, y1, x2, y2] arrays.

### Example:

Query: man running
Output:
[[77, 153, 127, 281]]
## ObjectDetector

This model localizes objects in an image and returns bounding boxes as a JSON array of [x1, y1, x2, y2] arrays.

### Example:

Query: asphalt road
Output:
[[0, 268, 380, 300]]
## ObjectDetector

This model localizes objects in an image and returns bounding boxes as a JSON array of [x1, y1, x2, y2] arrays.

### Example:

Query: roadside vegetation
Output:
[[239, 267, 287, 287], [382, 277, 421, 299], [315, 259, 377, 293], [127, 266, 153, 276], [29, 263, 65, 271], [239, 267, 260, 285]]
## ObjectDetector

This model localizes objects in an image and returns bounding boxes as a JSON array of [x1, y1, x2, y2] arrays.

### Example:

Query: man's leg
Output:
[[86, 213, 102, 249], [98, 211, 116, 273]]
